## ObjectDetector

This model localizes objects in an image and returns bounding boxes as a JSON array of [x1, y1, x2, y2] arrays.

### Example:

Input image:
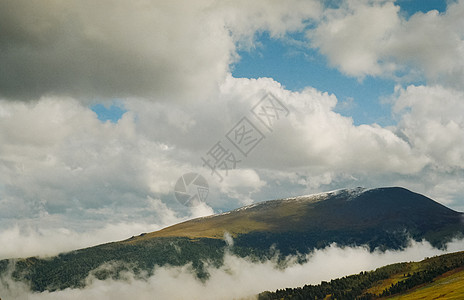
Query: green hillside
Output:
[[259, 251, 464, 299], [385, 267, 464, 299]]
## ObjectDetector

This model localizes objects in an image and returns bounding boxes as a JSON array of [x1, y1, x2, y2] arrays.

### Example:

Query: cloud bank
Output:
[[310, 0, 464, 88], [0, 0, 320, 101], [2, 239, 464, 300]]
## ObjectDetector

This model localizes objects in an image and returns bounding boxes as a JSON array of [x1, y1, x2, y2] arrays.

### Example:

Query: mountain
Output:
[[135, 186, 463, 252], [1, 187, 463, 292], [258, 250, 464, 299]]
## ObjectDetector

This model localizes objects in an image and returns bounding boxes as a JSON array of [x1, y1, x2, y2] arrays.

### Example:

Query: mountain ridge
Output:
[[126, 186, 462, 245]]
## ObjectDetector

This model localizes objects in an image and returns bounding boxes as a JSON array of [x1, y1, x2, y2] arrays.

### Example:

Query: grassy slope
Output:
[[385, 267, 464, 300], [366, 261, 424, 296], [259, 251, 464, 299], [366, 251, 464, 299], [124, 196, 312, 242], [378, 252, 464, 299]]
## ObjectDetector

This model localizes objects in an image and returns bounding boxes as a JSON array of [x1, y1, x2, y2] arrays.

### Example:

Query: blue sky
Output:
[[232, 32, 398, 126], [91, 0, 450, 127], [397, 0, 447, 16], [231, 0, 449, 126], [91, 103, 127, 123]]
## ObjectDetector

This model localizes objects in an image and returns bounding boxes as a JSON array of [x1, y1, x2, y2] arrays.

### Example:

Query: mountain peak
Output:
[[129, 187, 462, 248], [282, 186, 367, 203]]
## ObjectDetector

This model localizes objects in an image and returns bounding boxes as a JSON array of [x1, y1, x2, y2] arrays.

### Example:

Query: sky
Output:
[[0, 0, 464, 260]]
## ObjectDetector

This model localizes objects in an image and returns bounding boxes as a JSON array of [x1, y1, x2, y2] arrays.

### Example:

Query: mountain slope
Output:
[[131, 187, 462, 243], [131, 187, 463, 253], [385, 267, 464, 299], [258, 250, 464, 299], [1, 187, 463, 292]]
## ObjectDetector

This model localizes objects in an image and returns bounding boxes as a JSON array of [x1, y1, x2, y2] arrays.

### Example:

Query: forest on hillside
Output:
[[259, 251, 464, 300]]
